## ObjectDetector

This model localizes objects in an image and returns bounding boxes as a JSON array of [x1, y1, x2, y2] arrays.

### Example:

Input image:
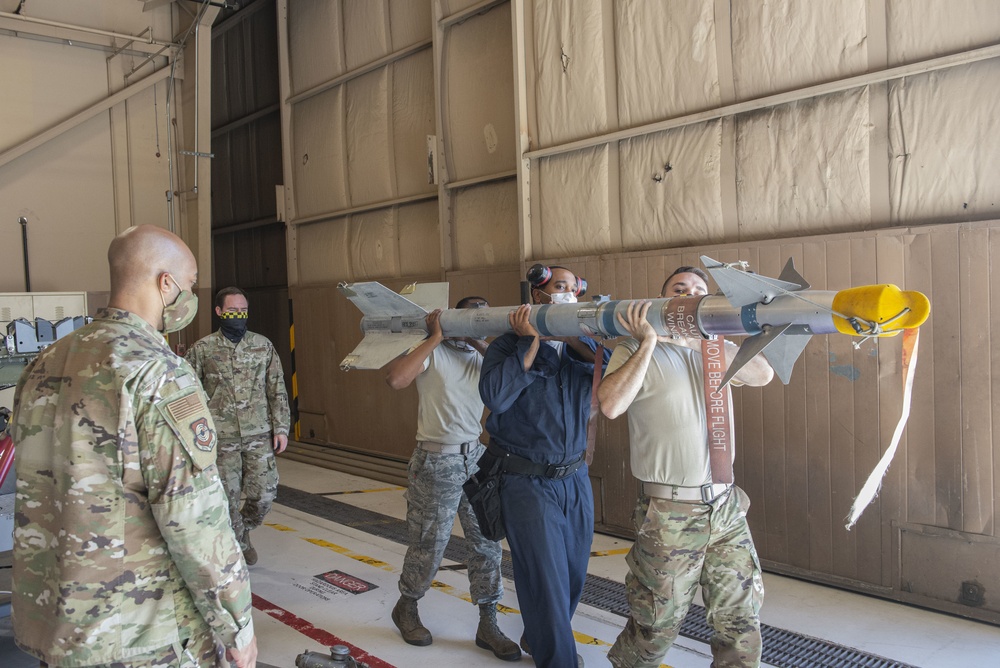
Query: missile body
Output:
[[338, 256, 929, 385]]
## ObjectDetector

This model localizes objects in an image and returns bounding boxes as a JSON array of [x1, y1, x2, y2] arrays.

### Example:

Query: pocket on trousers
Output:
[[626, 569, 678, 630], [265, 453, 279, 488]]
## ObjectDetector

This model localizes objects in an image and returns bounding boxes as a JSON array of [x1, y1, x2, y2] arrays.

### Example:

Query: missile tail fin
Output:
[[721, 325, 787, 387], [338, 281, 430, 370], [400, 282, 450, 312], [340, 332, 427, 371], [759, 329, 812, 385], [777, 257, 810, 290], [720, 324, 810, 387], [701, 256, 804, 307], [338, 281, 428, 318]]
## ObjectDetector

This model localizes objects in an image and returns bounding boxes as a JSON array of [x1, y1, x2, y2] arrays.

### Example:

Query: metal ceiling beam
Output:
[[524, 42, 1000, 162], [0, 65, 175, 171], [0, 11, 180, 55]]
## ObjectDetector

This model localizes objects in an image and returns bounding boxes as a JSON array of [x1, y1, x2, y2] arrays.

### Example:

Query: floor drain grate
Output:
[[276, 485, 917, 668]]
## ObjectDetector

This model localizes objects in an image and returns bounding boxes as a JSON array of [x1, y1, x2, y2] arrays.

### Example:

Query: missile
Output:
[[337, 256, 929, 386]]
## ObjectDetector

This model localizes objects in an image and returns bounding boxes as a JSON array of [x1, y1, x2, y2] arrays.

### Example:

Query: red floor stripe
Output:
[[252, 593, 396, 668]]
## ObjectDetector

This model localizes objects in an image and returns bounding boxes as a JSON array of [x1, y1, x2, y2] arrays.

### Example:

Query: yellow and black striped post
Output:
[[289, 298, 300, 440]]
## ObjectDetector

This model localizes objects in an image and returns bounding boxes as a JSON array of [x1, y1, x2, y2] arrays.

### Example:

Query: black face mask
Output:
[[219, 312, 248, 343]]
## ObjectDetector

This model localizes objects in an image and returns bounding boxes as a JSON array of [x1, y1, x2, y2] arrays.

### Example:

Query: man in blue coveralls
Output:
[[479, 265, 609, 668]]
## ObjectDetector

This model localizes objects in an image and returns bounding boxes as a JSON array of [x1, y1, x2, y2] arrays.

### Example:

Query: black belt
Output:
[[487, 441, 585, 480]]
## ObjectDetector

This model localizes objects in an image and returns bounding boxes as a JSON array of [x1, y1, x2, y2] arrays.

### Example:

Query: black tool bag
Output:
[[463, 448, 506, 541]]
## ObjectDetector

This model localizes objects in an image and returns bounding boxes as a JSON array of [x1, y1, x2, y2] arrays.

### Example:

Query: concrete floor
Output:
[[2, 456, 999, 667]]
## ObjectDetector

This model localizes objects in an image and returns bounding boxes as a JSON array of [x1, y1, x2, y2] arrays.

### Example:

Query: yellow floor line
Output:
[[303, 537, 397, 573], [591, 548, 630, 557], [265, 525, 652, 660], [573, 630, 611, 647], [264, 523, 297, 532], [428, 580, 519, 614]]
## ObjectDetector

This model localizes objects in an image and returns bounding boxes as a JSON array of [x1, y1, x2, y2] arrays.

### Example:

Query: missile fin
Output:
[[340, 332, 427, 371], [720, 325, 786, 387], [759, 329, 812, 385], [400, 282, 449, 312], [338, 282, 427, 318], [777, 257, 810, 290], [720, 324, 809, 387], [701, 256, 804, 308]]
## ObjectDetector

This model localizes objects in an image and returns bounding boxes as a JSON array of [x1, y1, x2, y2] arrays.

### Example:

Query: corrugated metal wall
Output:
[[503, 221, 1000, 623], [211, 0, 291, 389]]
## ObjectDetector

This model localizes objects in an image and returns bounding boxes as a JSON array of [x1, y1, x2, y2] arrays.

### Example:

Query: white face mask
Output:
[[548, 292, 577, 304], [443, 339, 474, 353]]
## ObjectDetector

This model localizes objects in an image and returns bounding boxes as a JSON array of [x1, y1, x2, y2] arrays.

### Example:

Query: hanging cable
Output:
[[163, 0, 213, 233], [153, 71, 161, 158]]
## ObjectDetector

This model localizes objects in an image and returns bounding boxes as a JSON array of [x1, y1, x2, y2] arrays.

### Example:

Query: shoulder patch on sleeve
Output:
[[190, 417, 217, 451], [156, 388, 218, 470], [165, 392, 203, 423], [173, 374, 195, 390]]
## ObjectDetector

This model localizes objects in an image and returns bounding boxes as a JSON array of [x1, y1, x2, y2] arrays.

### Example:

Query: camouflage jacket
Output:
[[185, 330, 290, 441], [10, 308, 254, 666]]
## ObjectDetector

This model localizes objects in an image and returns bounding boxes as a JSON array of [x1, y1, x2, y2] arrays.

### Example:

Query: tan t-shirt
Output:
[[414, 343, 485, 445], [606, 338, 734, 486]]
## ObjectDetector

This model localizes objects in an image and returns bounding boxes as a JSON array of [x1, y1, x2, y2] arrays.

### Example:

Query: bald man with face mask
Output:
[[11, 225, 257, 668]]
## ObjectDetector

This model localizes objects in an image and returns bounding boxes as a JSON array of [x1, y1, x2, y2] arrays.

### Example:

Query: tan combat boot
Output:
[[391, 595, 432, 646], [475, 604, 521, 661], [242, 529, 258, 566]]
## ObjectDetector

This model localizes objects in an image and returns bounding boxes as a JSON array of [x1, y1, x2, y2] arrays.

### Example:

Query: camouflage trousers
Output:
[[398, 441, 504, 605], [42, 630, 222, 667], [218, 434, 278, 551], [608, 486, 764, 668]]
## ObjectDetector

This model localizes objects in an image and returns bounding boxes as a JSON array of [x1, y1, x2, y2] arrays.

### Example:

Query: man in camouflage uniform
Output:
[[186, 287, 290, 566], [11, 224, 256, 668], [383, 297, 519, 662], [597, 267, 774, 668]]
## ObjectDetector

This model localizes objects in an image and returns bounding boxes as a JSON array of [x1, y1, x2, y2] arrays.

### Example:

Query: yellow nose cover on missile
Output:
[[832, 285, 930, 337]]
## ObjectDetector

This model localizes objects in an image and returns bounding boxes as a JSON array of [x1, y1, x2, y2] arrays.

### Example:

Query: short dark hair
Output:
[[456, 295, 488, 309], [215, 286, 247, 310], [661, 266, 709, 296]]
